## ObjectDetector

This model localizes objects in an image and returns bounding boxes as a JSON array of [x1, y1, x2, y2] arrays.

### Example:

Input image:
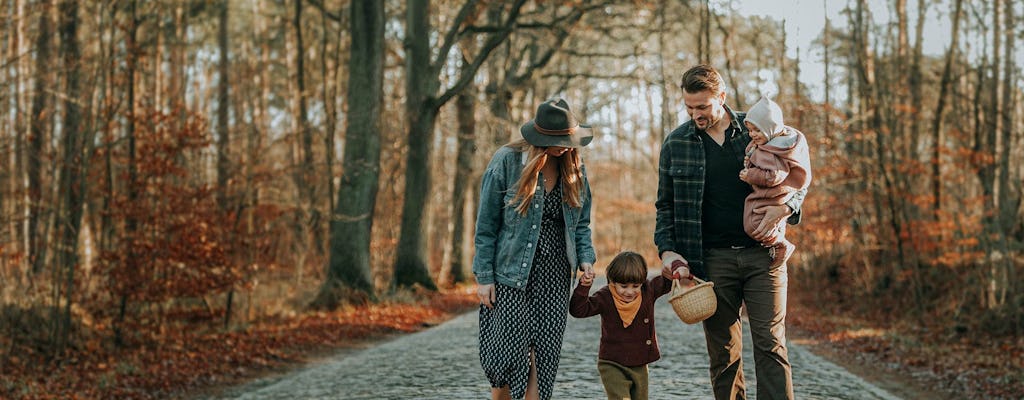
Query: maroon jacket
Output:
[[569, 275, 672, 367]]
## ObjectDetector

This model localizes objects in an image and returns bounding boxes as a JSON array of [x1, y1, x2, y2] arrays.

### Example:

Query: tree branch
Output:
[[304, 0, 341, 22], [433, 0, 482, 72], [436, 0, 528, 107]]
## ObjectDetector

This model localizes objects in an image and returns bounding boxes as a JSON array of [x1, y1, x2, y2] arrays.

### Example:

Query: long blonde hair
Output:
[[507, 139, 585, 215]]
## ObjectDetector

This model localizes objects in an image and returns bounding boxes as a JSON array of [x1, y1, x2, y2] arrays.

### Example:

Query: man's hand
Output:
[[477, 283, 496, 308], [660, 251, 689, 279], [752, 204, 792, 242]]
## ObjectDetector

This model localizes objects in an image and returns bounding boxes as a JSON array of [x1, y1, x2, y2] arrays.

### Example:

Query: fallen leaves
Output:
[[0, 287, 477, 400], [789, 298, 1024, 400]]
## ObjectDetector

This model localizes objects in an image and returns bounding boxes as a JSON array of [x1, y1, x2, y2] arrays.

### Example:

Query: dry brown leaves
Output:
[[789, 299, 1024, 400], [0, 287, 477, 400]]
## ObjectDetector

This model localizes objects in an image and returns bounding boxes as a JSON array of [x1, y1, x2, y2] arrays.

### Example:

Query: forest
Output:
[[0, 0, 1021, 398]]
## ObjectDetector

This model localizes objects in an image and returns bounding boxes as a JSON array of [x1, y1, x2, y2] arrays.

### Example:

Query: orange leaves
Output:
[[1, 289, 477, 400]]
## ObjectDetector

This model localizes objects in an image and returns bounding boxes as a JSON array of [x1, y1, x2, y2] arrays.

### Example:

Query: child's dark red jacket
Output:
[[569, 275, 672, 367]]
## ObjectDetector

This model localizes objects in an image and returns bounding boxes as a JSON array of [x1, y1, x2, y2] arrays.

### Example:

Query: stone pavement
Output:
[[208, 277, 901, 400]]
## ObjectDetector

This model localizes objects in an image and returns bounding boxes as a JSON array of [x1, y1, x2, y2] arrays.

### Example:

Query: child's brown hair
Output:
[[606, 251, 647, 284]]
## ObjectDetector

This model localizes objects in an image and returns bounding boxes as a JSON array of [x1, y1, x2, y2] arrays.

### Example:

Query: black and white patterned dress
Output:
[[479, 182, 573, 400]]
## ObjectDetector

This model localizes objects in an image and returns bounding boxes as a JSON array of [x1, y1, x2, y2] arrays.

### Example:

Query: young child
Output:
[[739, 96, 812, 268], [569, 251, 676, 400]]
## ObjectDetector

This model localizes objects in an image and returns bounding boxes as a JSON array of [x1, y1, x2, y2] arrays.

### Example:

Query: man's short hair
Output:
[[680, 64, 726, 96]]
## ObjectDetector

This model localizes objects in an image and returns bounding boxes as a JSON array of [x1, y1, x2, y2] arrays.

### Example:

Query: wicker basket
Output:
[[668, 277, 717, 324]]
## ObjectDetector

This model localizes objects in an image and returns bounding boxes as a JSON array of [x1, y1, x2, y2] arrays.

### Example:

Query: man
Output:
[[655, 64, 805, 400]]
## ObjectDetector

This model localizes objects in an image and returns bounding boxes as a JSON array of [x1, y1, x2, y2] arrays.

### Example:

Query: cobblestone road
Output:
[[208, 278, 901, 400]]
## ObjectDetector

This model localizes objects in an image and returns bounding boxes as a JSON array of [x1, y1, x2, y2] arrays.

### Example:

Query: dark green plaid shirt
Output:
[[654, 106, 805, 279]]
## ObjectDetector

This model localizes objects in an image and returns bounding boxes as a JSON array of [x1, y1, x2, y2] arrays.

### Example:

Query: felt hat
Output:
[[520, 99, 594, 148]]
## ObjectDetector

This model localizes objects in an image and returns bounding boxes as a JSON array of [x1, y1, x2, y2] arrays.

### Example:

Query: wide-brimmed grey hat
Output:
[[520, 99, 594, 148]]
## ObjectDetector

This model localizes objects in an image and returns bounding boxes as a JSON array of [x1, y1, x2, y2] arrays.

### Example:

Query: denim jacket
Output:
[[472, 146, 596, 290]]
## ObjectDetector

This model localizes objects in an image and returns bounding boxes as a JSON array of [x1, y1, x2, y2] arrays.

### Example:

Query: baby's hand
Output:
[[580, 270, 595, 286], [738, 168, 750, 183]]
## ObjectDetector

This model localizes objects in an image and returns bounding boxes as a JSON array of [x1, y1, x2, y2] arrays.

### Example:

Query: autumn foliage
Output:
[[0, 286, 475, 399]]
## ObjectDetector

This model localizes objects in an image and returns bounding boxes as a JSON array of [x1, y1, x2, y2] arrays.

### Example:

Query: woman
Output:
[[474, 98, 597, 400]]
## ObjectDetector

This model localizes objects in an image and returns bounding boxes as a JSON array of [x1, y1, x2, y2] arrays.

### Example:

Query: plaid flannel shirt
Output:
[[654, 106, 804, 279]]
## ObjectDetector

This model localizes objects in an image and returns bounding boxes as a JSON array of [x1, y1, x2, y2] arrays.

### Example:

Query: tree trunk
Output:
[[908, 0, 926, 160], [289, 0, 321, 286], [444, 66, 477, 287], [657, 0, 670, 141], [998, 0, 1018, 225], [855, 0, 910, 295], [894, 0, 909, 157], [312, 0, 384, 308], [699, 0, 710, 64], [1002, 0, 1020, 330], [929, 0, 963, 216], [980, 0, 1005, 309], [215, 0, 235, 327], [320, 5, 339, 214], [394, 0, 526, 290], [216, 0, 231, 212], [823, 0, 831, 117], [29, 1, 54, 274], [53, 0, 86, 355]]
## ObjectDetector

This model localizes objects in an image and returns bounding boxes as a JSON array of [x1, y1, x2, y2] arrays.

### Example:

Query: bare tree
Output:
[[52, 0, 88, 354], [929, 0, 963, 215], [28, 0, 54, 275], [216, 0, 231, 212], [393, 0, 527, 290]]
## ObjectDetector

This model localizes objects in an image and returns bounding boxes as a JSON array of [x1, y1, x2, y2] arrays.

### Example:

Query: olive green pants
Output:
[[597, 359, 649, 400], [702, 247, 793, 400]]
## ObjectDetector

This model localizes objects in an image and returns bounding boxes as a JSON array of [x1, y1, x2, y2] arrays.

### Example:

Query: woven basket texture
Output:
[[669, 278, 717, 324]]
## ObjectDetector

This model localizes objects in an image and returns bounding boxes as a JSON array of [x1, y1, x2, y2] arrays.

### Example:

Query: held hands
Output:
[[579, 270, 595, 286], [660, 251, 692, 280], [477, 283, 496, 309], [578, 262, 595, 287]]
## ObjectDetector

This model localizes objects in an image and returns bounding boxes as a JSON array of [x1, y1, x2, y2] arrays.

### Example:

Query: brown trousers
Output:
[[597, 359, 649, 400], [701, 247, 793, 400]]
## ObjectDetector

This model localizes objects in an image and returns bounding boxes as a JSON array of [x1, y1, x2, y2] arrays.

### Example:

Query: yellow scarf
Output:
[[609, 284, 642, 328]]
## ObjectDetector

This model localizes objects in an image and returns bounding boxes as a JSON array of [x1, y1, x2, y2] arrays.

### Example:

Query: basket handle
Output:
[[671, 276, 707, 292]]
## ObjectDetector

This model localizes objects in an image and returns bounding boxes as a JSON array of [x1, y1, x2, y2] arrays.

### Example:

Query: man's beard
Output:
[[696, 113, 722, 131]]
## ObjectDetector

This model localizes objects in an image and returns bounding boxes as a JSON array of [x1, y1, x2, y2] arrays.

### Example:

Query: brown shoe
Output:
[[770, 241, 795, 268]]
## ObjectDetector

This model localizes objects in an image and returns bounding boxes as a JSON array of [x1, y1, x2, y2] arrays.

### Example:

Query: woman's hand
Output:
[[579, 270, 595, 286], [477, 283, 496, 308], [578, 262, 595, 286], [580, 262, 594, 277]]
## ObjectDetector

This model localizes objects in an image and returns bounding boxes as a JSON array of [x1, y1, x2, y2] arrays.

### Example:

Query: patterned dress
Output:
[[479, 182, 574, 400]]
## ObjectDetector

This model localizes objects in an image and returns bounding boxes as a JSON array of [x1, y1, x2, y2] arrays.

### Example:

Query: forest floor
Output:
[[788, 296, 1024, 400], [1, 283, 1020, 399]]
